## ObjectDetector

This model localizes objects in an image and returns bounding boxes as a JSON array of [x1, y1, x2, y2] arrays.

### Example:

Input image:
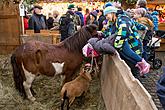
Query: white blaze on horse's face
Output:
[[52, 62, 64, 75]]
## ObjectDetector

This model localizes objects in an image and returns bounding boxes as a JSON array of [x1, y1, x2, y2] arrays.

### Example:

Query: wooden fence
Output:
[[21, 30, 60, 44], [101, 54, 158, 110], [0, 4, 21, 54]]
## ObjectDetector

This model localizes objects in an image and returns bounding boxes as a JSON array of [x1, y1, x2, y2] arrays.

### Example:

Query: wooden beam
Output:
[[0, 15, 17, 19]]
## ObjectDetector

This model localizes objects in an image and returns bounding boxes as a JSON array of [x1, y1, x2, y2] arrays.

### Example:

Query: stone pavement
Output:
[[136, 70, 163, 110]]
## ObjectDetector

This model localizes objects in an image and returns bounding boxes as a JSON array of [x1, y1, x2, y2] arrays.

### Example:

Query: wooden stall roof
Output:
[[148, 0, 165, 5]]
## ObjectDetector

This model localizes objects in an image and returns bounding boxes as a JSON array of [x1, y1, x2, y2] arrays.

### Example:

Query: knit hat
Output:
[[104, 6, 118, 16], [136, 0, 147, 8], [68, 4, 75, 9], [151, 11, 159, 15], [104, 2, 113, 8], [90, 10, 98, 18]]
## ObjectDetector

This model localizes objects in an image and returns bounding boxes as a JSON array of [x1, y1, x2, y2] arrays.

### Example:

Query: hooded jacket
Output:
[[88, 34, 116, 55]]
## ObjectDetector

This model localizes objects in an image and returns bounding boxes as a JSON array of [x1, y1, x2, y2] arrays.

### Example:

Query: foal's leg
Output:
[[22, 64, 36, 101], [69, 97, 75, 107]]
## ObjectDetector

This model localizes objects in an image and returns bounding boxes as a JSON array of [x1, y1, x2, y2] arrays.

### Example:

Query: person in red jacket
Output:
[[24, 11, 29, 30]]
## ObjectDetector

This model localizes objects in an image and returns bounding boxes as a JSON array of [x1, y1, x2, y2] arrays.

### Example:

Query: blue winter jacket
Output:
[[75, 11, 84, 26], [151, 11, 159, 31], [28, 14, 47, 32], [157, 72, 165, 109]]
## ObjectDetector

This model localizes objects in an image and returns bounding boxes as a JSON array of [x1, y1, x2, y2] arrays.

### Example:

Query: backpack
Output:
[[59, 14, 73, 40]]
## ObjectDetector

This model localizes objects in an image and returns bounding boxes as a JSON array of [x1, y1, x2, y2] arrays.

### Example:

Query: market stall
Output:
[[147, 0, 165, 24], [21, 30, 60, 44], [22, 1, 104, 44]]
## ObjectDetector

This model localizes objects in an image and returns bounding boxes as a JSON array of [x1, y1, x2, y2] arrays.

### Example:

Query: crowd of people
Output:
[[23, 0, 165, 108], [23, 1, 160, 77], [23, 0, 160, 82]]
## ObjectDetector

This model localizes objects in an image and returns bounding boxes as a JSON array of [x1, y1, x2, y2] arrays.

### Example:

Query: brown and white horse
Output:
[[11, 24, 98, 101]]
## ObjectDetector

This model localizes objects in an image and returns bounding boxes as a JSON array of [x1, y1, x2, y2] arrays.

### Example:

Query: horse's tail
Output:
[[11, 54, 26, 98], [61, 90, 69, 110]]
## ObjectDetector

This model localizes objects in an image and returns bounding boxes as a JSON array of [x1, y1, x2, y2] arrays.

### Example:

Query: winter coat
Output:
[[75, 11, 84, 26], [151, 11, 159, 31], [114, 13, 143, 56], [47, 17, 54, 29], [98, 15, 106, 31], [84, 14, 89, 25], [28, 13, 47, 33], [60, 11, 80, 41], [88, 34, 116, 55], [23, 17, 29, 30], [102, 20, 116, 38], [157, 73, 165, 109]]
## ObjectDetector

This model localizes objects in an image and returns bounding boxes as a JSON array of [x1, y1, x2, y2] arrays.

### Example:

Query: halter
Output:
[[87, 50, 99, 75]]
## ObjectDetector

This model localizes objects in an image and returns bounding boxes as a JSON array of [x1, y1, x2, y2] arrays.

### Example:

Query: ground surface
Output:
[[0, 55, 105, 110], [136, 70, 163, 110]]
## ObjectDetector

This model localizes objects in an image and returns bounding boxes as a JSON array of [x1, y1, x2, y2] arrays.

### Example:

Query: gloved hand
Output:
[[135, 58, 150, 76]]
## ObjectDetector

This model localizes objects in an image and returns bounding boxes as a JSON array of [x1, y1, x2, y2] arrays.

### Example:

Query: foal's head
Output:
[[85, 24, 98, 37], [79, 64, 92, 81], [63, 24, 98, 53]]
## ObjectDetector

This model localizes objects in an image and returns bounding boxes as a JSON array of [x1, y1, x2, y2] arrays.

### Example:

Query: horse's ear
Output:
[[85, 24, 97, 33]]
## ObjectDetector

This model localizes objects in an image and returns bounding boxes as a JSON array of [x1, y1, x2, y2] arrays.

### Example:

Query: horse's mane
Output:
[[63, 25, 97, 53]]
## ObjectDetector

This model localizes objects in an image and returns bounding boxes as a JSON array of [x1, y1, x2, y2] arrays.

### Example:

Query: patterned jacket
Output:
[[114, 14, 143, 56]]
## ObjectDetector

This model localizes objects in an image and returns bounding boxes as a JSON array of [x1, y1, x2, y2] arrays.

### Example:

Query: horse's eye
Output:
[[94, 34, 98, 37]]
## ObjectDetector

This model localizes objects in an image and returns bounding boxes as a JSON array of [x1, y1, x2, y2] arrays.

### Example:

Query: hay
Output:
[[0, 55, 106, 110]]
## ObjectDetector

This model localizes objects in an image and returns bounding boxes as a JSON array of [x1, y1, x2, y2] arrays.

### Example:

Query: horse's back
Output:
[[14, 40, 59, 55]]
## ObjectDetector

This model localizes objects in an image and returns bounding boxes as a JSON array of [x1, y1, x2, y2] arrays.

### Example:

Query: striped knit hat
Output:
[[104, 6, 118, 16], [104, 2, 113, 8]]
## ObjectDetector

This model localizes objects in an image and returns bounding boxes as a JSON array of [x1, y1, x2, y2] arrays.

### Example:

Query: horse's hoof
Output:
[[29, 96, 36, 102]]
